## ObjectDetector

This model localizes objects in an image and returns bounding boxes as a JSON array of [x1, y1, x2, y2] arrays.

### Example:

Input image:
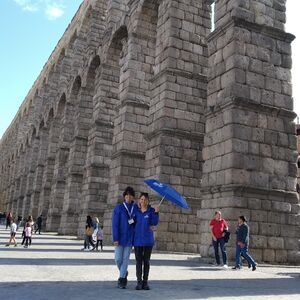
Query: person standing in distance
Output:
[[209, 211, 229, 268], [35, 215, 42, 234], [112, 186, 137, 289]]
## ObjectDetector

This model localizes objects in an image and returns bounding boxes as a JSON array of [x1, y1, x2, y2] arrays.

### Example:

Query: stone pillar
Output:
[[39, 116, 60, 227], [17, 147, 29, 218], [24, 134, 40, 217], [8, 157, 17, 213], [10, 154, 21, 214], [30, 125, 49, 219], [143, 0, 210, 252], [79, 58, 114, 236], [1, 164, 10, 211], [199, 0, 300, 264], [59, 88, 93, 234], [106, 33, 150, 204], [47, 100, 75, 231], [80, 118, 113, 236]]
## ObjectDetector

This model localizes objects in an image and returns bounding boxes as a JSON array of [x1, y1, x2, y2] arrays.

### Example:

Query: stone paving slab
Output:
[[0, 226, 299, 300]]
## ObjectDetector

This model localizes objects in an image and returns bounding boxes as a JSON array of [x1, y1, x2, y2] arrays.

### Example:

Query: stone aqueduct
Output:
[[0, 0, 299, 263]]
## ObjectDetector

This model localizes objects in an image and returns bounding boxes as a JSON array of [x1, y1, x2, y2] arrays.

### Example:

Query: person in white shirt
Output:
[[24, 222, 32, 248], [6, 218, 18, 247]]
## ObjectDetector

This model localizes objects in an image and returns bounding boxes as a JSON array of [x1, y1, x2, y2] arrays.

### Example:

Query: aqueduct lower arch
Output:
[[0, 0, 299, 264]]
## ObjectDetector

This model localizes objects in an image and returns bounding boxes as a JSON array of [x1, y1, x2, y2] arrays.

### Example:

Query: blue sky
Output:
[[0, 1, 299, 139], [0, 0, 83, 139]]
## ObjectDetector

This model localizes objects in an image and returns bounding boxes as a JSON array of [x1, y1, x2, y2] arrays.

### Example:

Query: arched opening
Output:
[[48, 107, 54, 121], [56, 94, 67, 117], [68, 30, 78, 49]]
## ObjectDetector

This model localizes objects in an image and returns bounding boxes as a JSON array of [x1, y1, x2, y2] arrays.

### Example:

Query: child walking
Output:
[[96, 225, 104, 251], [6, 218, 18, 247], [24, 222, 32, 248]]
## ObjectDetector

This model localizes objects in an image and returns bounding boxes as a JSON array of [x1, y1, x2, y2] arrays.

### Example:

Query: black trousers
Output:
[[6, 220, 11, 229], [96, 240, 103, 250], [25, 237, 31, 246], [35, 225, 41, 234], [134, 246, 153, 282]]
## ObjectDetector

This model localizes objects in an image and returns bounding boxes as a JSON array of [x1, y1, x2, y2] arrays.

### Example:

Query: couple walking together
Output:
[[112, 186, 159, 290]]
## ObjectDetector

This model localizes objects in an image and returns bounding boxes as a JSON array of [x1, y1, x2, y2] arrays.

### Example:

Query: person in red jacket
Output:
[[210, 211, 228, 268]]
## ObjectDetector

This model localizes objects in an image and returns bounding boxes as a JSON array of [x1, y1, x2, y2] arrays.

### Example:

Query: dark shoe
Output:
[[135, 281, 143, 290], [142, 280, 150, 290], [248, 263, 251, 268], [118, 278, 126, 289], [252, 265, 257, 271], [232, 266, 240, 270]]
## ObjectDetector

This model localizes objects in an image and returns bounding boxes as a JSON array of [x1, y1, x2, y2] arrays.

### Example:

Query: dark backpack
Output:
[[224, 230, 230, 243]]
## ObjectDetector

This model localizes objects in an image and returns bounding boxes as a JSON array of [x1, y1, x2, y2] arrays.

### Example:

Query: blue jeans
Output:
[[212, 238, 227, 265], [114, 246, 132, 278], [235, 244, 256, 268]]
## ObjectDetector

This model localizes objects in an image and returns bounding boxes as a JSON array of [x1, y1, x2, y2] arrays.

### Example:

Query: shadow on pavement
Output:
[[0, 278, 300, 300], [276, 272, 300, 279], [0, 257, 116, 265], [0, 257, 198, 267]]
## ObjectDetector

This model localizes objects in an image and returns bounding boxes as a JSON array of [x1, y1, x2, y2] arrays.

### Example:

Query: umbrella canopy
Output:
[[144, 179, 189, 209]]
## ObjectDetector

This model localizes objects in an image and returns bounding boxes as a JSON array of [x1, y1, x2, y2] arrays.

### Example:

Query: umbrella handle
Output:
[[158, 195, 166, 206]]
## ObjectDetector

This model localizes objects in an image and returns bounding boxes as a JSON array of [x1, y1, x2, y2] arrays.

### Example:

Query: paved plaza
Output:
[[0, 225, 299, 300]]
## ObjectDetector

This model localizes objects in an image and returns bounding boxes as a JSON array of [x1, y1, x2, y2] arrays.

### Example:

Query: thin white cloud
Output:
[[13, 0, 39, 12], [45, 5, 64, 20], [13, 0, 66, 20]]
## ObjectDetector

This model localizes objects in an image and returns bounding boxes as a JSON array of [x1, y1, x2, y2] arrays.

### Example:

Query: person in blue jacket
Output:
[[134, 192, 159, 290], [232, 215, 257, 271], [112, 186, 137, 289]]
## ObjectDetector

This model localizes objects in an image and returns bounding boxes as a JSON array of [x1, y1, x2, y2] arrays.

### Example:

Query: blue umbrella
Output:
[[144, 179, 189, 209]]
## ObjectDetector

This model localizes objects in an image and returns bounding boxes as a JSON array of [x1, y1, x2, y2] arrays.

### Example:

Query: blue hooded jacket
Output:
[[112, 201, 137, 247], [134, 206, 159, 247]]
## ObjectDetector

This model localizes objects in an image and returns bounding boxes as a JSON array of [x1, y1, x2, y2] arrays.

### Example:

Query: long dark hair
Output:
[[139, 192, 150, 209]]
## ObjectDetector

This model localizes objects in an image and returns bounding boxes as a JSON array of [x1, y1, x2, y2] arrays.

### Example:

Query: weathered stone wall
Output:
[[198, 0, 300, 264], [0, 0, 299, 264]]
